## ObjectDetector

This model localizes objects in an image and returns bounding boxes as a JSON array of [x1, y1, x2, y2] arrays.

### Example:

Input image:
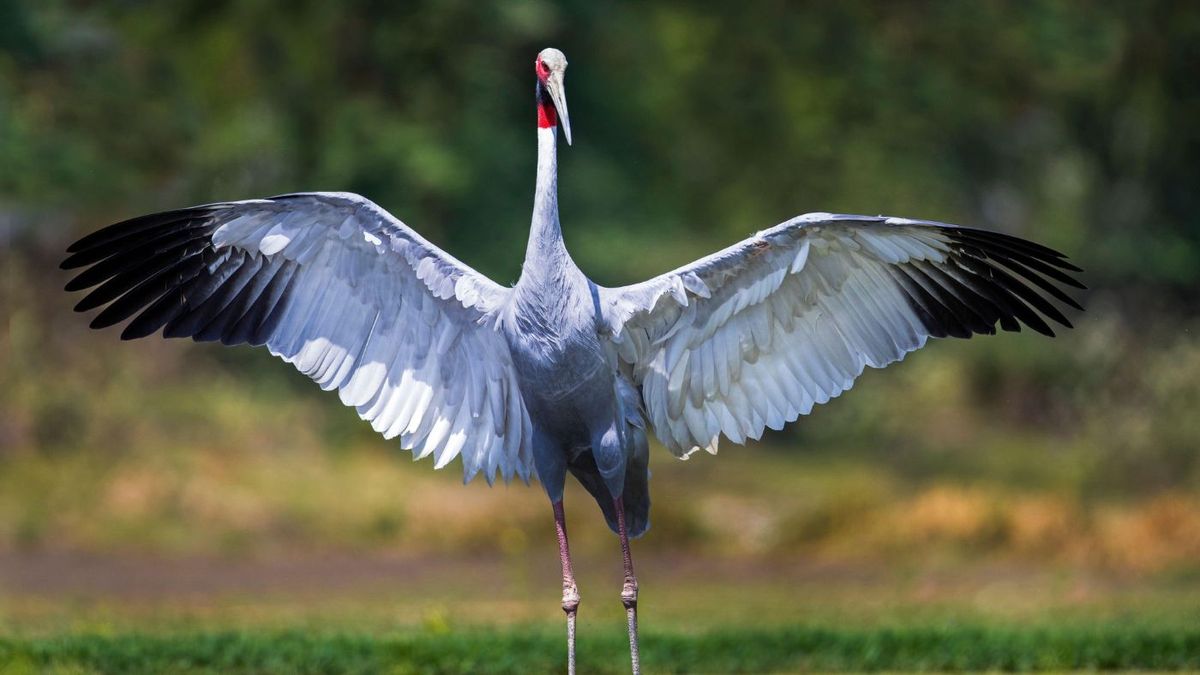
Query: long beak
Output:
[[547, 72, 572, 145]]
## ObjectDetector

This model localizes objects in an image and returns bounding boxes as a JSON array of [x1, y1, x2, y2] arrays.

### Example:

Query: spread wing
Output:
[[600, 213, 1084, 457], [62, 192, 532, 484]]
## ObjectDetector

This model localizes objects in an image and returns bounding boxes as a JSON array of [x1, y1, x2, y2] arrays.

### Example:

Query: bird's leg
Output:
[[614, 497, 641, 675], [553, 500, 580, 675]]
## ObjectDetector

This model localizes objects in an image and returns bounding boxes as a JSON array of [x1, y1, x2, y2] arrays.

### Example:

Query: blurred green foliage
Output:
[[3, 1, 1198, 287], [1, 0, 1200, 565]]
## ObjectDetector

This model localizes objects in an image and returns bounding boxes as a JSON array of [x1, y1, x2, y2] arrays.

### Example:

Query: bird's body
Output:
[[62, 48, 1083, 675], [505, 292, 653, 535], [507, 124, 653, 535]]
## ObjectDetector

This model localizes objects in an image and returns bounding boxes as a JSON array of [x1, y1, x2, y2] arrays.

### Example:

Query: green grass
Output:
[[4, 550, 1199, 672], [3, 623, 1199, 674]]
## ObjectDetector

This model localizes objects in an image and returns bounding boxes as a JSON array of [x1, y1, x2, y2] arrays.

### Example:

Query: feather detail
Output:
[[599, 212, 1082, 455], [64, 192, 532, 484]]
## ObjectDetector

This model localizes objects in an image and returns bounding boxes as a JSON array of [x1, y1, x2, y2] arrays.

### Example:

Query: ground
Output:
[[2, 550, 1199, 673]]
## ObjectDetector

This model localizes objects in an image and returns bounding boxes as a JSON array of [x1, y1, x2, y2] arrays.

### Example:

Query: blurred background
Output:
[[2, 0, 1199, 643]]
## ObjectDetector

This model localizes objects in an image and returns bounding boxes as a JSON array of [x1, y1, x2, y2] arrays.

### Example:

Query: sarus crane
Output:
[[62, 47, 1083, 674]]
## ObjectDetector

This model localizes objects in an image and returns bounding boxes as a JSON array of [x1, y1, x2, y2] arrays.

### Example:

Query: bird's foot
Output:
[[622, 577, 640, 675], [562, 584, 580, 675], [620, 577, 638, 609], [562, 582, 581, 614]]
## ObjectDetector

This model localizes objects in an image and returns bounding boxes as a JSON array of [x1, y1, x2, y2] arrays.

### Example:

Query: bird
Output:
[[61, 47, 1084, 675]]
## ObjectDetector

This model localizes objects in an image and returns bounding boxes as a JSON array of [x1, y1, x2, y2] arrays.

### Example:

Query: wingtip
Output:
[[1031, 325, 1056, 338], [88, 314, 116, 331], [120, 321, 158, 341], [73, 294, 102, 313], [63, 274, 93, 293], [60, 250, 92, 270]]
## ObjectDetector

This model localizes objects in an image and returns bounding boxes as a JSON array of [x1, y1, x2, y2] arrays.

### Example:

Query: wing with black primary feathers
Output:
[[62, 192, 533, 484], [600, 213, 1084, 457]]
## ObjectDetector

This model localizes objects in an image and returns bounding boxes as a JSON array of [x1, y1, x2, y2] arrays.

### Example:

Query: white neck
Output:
[[522, 126, 569, 274]]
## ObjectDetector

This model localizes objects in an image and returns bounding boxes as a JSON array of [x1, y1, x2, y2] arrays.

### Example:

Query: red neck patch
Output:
[[537, 98, 557, 128]]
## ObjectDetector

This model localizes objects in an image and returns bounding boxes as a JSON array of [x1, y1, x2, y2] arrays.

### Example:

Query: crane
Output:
[[62, 47, 1083, 674]]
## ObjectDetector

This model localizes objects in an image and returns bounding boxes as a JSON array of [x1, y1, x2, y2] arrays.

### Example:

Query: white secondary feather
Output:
[[600, 213, 1005, 457], [198, 192, 532, 484]]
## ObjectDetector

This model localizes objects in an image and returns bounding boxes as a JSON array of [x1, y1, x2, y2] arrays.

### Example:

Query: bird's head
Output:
[[535, 47, 571, 145]]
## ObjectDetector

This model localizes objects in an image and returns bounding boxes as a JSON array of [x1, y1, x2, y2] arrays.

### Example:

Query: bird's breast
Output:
[[504, 305, 606, 394], [508, 329, 608, 399]]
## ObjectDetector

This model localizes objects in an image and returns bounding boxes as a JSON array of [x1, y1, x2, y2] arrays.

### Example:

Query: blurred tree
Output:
[[1, 0, 1198, 505], [0, 0, 1195, 292]]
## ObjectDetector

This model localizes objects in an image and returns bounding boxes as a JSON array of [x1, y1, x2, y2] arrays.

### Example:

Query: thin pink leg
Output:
[[614, 497, 641, 675], [553, 500, 580, 675]]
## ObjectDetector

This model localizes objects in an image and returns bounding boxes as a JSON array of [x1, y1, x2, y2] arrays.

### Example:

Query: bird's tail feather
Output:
[[568, 437, 650, 538]]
